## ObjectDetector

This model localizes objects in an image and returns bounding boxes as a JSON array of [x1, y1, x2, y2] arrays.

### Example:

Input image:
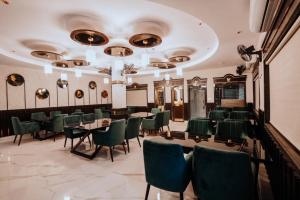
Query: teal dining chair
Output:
[[125, 117, 142, 152], [92, 119, 126, 162], [141, 112, 164, 135], [11, 117, 40, 145], [143, 139, 192, 200]]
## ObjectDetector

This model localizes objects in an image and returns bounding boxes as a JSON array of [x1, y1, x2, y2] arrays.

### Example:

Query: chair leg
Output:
[[71, 139, 73, 149], [53, 133, 56, 142], [18, 134, 23, 146], [137, 136, 141, 147], [180, 192, 183, 200], [109, 147, 114, 162], [122, 143, 127, 154], [87, 135, 92, 147], [13, 135, 17, 143], [64, 137, 67, 147], [126, 139, 130, 153], [145, 184, 150, 200]]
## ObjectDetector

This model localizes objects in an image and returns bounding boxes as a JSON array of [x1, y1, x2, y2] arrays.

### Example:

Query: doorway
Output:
[[189, 86, 206, 118]]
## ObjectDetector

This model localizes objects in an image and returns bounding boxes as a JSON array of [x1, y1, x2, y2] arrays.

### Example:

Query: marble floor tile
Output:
[[0, 121, 197, 200]]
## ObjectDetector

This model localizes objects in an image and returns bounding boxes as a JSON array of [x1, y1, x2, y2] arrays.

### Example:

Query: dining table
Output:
[[130, 112, 154, 119], [70, 118, 111, 159]]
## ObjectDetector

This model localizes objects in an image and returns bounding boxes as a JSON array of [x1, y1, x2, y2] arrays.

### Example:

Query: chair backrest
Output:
[[154, 112, 164, 129], [143, 139, 191, 192], [209, 110, 228, 121], [229, 111, 249, 120], [151, 108, 160, 114], [74, 109, 82, 113], [162, 110, 170, 126], [186, 118, 210, 136], [51, 114, 64, 132], [64, 115, 81, 127], [71, 112, 84, 116], [125, 117, 141, 139], [94, 108, 103, 119], [11, 117, 24, 135], [107, 119, 126, 145], [192, 145, 253, 200], [216, 120, 247, 141], [127, 106, 135, 114], [82, 113, 95, 124], [232, 107, 248, 111], [31, 112, 47, 121], [50, 111, 62, 119]]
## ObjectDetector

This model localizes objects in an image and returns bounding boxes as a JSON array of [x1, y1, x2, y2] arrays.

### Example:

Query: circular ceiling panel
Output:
[[104, 46, 133, 57], [31, 50, 61, 60], [70, 29, 109, 46], [129, 33, 162, 48], [151, 62, 176, 69], [67, 59, 89, 67], [168, 55, 190, 63]]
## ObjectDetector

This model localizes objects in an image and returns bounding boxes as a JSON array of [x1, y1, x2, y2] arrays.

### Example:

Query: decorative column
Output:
[[111, 60, 127, 119]]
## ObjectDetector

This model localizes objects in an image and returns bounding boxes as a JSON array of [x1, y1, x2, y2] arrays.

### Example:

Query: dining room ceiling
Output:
[[0, 0, 261, 75]]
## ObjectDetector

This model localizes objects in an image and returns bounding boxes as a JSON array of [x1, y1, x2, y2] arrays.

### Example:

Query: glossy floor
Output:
[[0, 121, 197, 200]]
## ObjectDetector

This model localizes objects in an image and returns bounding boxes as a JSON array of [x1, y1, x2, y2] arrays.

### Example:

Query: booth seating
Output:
[[11, 117, 40, 145], [192, 145, 255, 200], [143, 139, 192, 200]]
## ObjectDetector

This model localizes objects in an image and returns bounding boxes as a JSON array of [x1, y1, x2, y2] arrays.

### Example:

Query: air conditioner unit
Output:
[[249, 0, 281, 32]]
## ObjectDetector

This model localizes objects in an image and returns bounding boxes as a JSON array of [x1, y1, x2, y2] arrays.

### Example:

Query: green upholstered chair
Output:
[[125, 117, 142, 152], [31, 112, 48, 122], [151, 108, 160, 114], [71, 111, 84, 117], [94, 109, 103, 119], [92, 119, 126, 162], [215, 120, 248, 144], [208, 110, 228, 121], [63, 115, 86, 148], [143, 139, 192, 200], [192, 145, 254, 200], [162, 110, 170, 132], [82, 113, 95, 124], [44, 114, 65, 141], [186, 118, 211, 139], [229, 111, 250, 120], [141, 112, 164, 135], [74, 109, 82, 112], [127, 106, 135, 115], [11, 117, 40, 145], [49, 111, 62, 120], [215, 106, 232, 112]]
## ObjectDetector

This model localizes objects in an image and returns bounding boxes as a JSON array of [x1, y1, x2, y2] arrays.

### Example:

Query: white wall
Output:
[[132, 65, 253, 104], [269, 27, 300, 150], [0, 65, 111, 110]]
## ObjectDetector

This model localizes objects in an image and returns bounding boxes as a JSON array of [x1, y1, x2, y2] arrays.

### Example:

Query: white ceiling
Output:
[[0, 0, 261, 75]]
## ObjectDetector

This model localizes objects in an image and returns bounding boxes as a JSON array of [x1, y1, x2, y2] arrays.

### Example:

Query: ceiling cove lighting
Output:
[[114, 60, 124, 71], [165, 74, 170, 81], [154, 70, 160, 78], [85, 49, 97, 64], [61, 73, 68, 81], [104, 77, 109, 84], [141, 53, 150, 68], [127, 77, 132, 84], [176, 67, 183, 76], [75, 69, 82, 78], [44, 64, 53, 74]]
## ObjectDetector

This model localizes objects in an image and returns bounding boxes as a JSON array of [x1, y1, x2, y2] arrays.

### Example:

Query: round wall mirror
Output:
[[35, 88, 50, 99], [101, 90, 108, 98], [7, 74, 25, 86], [75, 89, 84, 99], [57, 78, 68, 88], [89, 81, 97, 89]]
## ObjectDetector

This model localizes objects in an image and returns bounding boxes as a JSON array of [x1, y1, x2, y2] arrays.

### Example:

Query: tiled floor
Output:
[[0, 121, 196, 200], [0, 121, 272, 200]]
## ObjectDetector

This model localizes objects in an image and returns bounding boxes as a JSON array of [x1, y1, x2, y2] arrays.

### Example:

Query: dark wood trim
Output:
[[264, 64, 270, 122], [262, 0, 300, 62], [154, 80, 166, 107], [126, 82, 148, 90], [213, 73, 247, 84], [171, 80, 184, 122]]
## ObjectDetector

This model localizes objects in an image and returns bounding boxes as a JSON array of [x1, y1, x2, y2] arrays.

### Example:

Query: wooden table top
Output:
[[130, 112, 154, 118]]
